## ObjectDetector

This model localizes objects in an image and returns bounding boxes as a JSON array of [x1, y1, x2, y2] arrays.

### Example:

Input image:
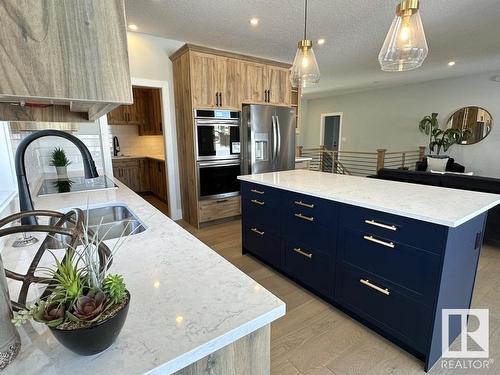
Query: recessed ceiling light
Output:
[[249, 18, 259, 26], [128, 24, 138, 31], [448, 61, 456, 66], [317, 38, 325, 45]]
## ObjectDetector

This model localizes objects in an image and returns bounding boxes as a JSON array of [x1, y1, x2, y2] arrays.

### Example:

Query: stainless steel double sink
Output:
[[49, 204, 146, 244]]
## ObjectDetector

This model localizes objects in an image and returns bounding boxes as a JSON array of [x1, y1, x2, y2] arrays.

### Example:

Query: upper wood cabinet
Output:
[[266, 66, 291, 106], [108, 88, 144, 126], [0, 0, 132, 123], [190, 53, 241, 110], [217, 58, 241, 110], [241, 62, 291, 106], [108, 87, 163, 136], [190, 52, 218, 108], [139, 89, 163, 136], [240, 62, 267, 104]]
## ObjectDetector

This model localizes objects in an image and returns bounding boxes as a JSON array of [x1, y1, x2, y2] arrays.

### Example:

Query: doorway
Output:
[[320, 113, 342, 151], [100, 77, 182, 220]]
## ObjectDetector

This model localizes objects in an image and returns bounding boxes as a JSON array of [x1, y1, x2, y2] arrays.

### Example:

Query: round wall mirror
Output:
[[446, 106, 493, 145]]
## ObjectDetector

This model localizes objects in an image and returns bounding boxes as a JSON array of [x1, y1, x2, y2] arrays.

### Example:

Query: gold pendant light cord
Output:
[[303, 0, 308, 40]]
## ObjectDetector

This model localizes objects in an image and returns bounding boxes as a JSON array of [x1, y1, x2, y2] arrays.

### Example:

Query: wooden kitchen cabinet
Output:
[[139, 89, 163, 135], [266, 66, 291, 106], [240, 62, 267, 104], [190, 52, 218, 108], [190, 53, 241, 110], [108, 88, 144, 126], [217, 58, 241, 110], [149, 159, 168, 202], [113, 158, 166, 200], [0, 0, 132, 123], [241, 62, 291, 106], [170, 44, 296, 227], [108, 87, 163, 136], [113, 159, 143, 193]]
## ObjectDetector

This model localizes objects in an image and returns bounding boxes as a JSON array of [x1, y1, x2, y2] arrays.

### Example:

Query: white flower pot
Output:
[[56, 166, 68, 179]]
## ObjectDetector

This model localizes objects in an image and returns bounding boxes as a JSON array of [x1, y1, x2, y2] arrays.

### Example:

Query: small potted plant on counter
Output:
[[12, 216, 132, 356], [50, 147, 71, 179]]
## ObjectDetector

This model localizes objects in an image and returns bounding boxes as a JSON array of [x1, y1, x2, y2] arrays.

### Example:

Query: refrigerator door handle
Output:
[[272, 115, 278, 162], [275, 115, 282, 157]]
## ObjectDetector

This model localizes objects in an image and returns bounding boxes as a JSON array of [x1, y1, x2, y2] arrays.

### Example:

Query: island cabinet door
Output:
[[338, 204, 447, 254], [242, 224, 281, 269], [336, 262, 433, 354], [338, 227, 442, 306], [241, 182, 282, 236], [282, 240, 334, 297], [281, 191, 338, 253]]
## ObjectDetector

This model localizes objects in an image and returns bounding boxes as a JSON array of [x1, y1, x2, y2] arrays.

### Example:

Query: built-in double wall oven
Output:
[[195, 109, 241, 200]]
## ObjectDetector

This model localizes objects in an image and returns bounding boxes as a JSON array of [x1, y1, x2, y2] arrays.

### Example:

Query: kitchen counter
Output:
[[112, 154, 166, 161], [238, 169, 500, 227], [239, 169, 500, 370], [2, 179, 285, 374]]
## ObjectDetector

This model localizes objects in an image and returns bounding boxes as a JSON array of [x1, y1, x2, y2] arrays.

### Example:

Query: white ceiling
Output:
[[125, 0, 500, 98]]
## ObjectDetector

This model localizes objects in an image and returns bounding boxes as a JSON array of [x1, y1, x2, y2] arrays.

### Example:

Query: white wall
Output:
[[126, 32, 184, 219], [299, 72, 500, 177]]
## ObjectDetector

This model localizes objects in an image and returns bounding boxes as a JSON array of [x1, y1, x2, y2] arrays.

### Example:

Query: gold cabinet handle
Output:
[[360, 279, 390, 296], [292, 247, 313, 259], [294, 200, 314, 209], [251, 189, 265, 195], [294, 213, 314, 222], [251, 199, 265, 206], [365, 219, 397, 231], [363, 235, 395, 248], [251, 228, 265, 236]]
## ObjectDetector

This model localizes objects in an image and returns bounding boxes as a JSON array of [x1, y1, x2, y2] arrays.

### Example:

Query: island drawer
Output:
[[283, 240, 334, 296], [283, 191, 337, 227], [281, 192, 337, 252], [241, 183, 281, 234], [243, 223, 281, 269], [241, 182, 281, 203], [339, 228, 441, 304], [339, 204, 446, 254], [336, 263, 432, 353]]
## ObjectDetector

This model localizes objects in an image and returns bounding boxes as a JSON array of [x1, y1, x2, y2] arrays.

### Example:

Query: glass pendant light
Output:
[[378, 0, 428, 72], [290, 0, 320, 88]]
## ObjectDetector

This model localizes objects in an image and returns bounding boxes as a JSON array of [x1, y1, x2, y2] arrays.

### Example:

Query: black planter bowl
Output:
[[49, 291, 130, 356]]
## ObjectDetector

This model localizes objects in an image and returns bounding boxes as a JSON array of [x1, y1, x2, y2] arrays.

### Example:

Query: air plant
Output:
[[12, 205, 140, 329]]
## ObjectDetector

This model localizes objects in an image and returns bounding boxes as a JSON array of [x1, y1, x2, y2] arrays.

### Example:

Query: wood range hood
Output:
[[0, 0, 133, 123]]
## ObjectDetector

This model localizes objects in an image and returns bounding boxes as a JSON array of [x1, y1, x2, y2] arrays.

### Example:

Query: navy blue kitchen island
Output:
[[238, 170, 500, 371]]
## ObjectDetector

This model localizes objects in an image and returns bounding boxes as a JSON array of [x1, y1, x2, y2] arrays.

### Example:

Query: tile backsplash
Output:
[[9, 123, 105, 196], [108, 125, 164, 156]]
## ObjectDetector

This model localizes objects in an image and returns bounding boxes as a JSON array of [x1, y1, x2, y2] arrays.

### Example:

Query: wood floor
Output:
[[173, 217, 500, 375]]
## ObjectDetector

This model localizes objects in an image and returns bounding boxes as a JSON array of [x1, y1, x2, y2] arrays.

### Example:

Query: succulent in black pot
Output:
[[12, 213, 138, 356]]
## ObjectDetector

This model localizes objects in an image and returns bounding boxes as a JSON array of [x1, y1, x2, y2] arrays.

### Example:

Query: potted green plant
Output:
[[12, 215, 134, 356], [419, 113, 471, 155], [50, 147, 71, 179]]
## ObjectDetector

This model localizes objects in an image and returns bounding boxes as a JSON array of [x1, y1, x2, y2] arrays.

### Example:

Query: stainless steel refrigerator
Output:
[[241, 104, 296, 175]]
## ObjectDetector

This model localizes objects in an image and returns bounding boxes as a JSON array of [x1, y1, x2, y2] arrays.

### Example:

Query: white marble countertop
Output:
[[238, 170, 500, 227], [2, 179, 285, 374], [112, 154, 165, 161]]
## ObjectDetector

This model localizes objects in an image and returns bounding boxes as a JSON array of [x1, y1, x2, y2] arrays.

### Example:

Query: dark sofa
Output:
[[374, 168, 500, 245], [416, 157, 465, 173]]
